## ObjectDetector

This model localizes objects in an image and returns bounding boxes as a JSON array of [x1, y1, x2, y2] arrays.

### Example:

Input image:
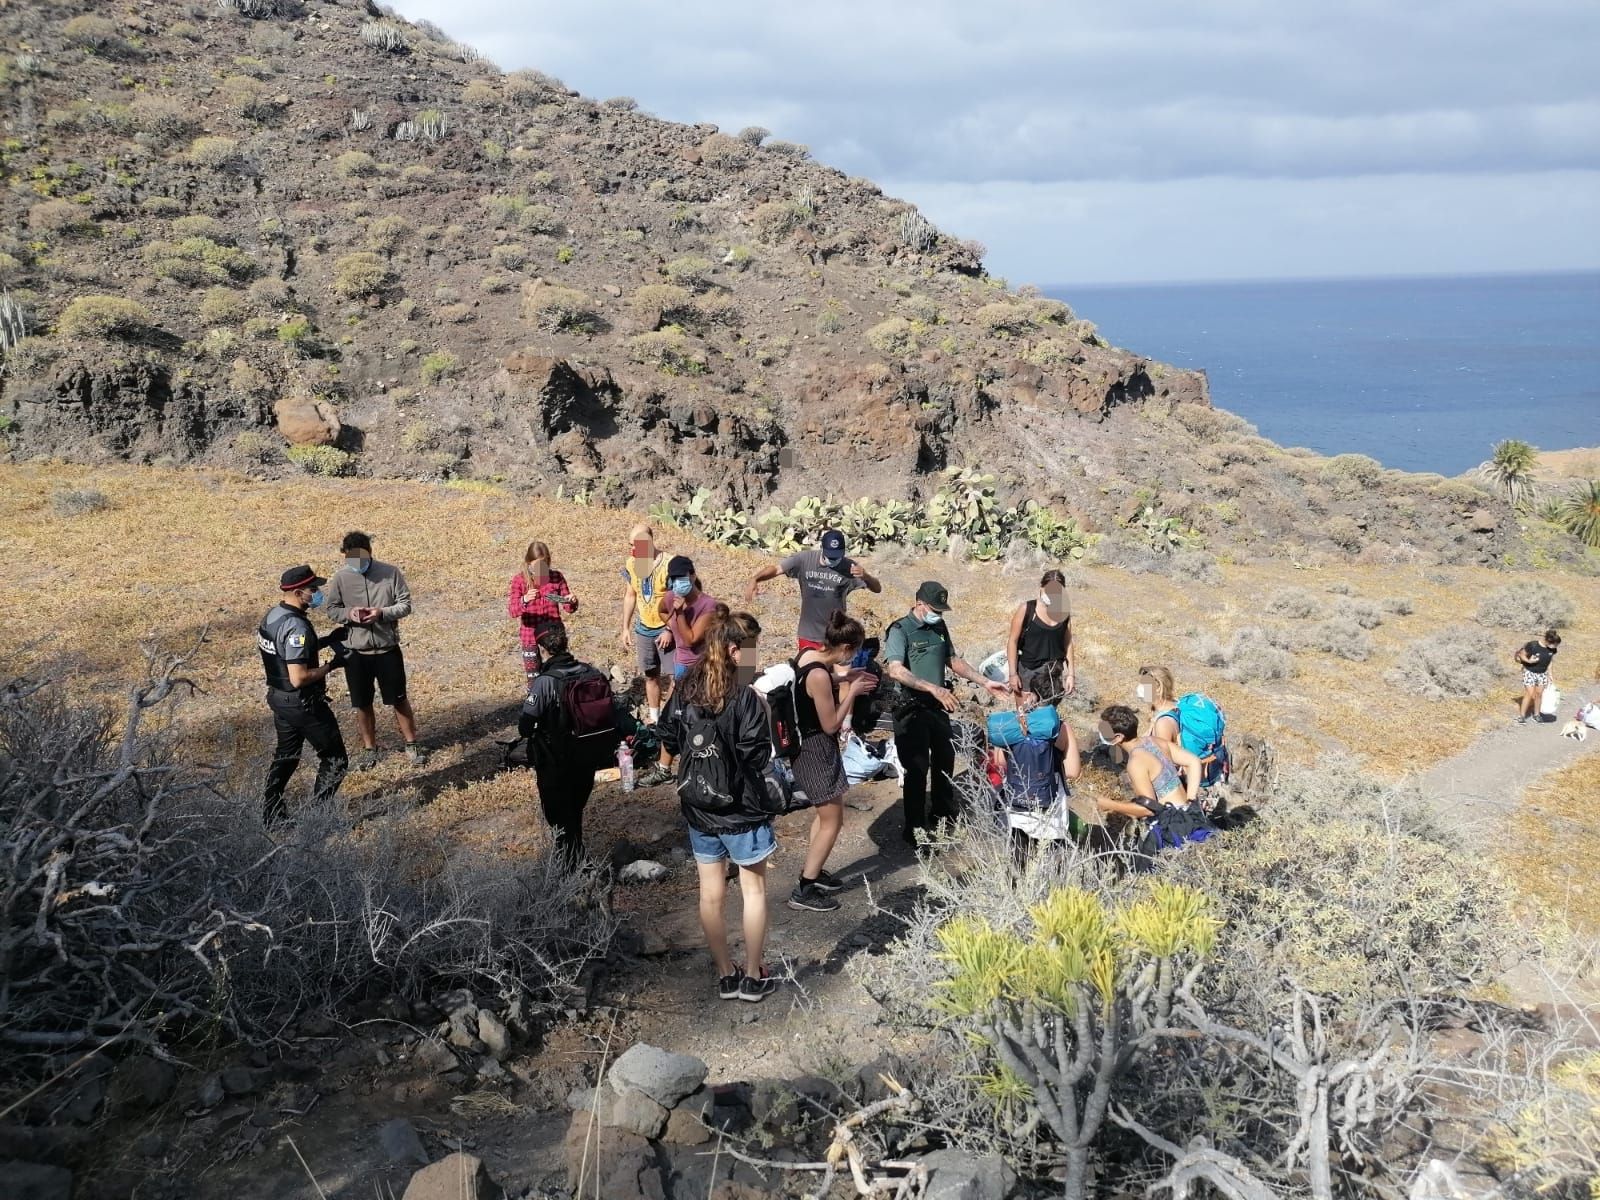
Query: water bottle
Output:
[[617, 743, 635, 793]]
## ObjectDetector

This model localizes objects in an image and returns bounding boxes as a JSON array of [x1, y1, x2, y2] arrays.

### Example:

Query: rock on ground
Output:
[[919, 1148, 1016, 1200], [378, 1117, 429, 1166], [563, 1114, 666, 1200], [401, 1152, 503, 1200], [607, 1043, 708, 1108]]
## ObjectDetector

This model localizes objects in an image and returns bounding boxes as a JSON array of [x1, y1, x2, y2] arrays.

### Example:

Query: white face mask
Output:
[[1040, 592, 1059, 608], [1136, 683, 1152, 703], [1096, 729, 1115, 748]]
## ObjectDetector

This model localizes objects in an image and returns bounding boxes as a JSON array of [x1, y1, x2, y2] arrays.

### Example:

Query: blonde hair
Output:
[[680, 608, 755, 714], [523, 540, 552, 565], [1139, 664, 1176, 706], [628, 523, 655, 543]]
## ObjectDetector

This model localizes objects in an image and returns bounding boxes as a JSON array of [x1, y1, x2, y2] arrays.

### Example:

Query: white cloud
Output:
[[392, 0, 1600, 281]]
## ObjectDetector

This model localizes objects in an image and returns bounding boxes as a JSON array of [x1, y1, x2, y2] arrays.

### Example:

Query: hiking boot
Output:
[[717, 969, 745, 1001], [738, 971, 777, 1003], [811, 869, 845, 893], [405, 742, 429, 765], [636, 764, 673, 788], [354, 748, 379, 771], [788, 881, 841, 912]]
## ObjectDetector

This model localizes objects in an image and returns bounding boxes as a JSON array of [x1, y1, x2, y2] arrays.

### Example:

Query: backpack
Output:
[[558, 666, 624, 771], [1172, 693, 1229, 786], [986, 705, 1061, 749], [1136, 801, 1218, 859], [753, 660, 803, 759], [677, 707, 739, 815], [757, 757, 813, 816], [1000, 737, 1059, 812]]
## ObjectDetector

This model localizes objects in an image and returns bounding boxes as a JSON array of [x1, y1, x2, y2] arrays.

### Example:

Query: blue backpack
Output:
[[986, 705, 1061, 749], [1172, 693, 1228, 786]]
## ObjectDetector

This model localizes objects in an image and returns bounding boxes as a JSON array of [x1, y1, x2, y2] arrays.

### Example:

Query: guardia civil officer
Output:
[[259, 564, 350, 823]]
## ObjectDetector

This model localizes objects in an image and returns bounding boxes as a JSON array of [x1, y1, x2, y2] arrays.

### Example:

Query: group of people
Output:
[[254, 524, 1561, 1006]]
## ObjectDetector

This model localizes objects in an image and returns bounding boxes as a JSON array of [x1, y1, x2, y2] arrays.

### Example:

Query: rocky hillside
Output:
[[0, 0, 1513, 563]]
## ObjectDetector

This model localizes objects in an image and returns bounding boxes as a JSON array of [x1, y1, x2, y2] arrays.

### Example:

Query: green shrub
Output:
[[334, 150, 378, 179], [366, 215, 411, 254], [866, 317, 918, 358], [198, 287, 250, 325], [519, 282, 595, 333], [331, 252, 390, 300], [170, 214, 231, 243], [628, 283, 693, 324], [518, 204, 561, 235], [725, 244, 754, 273], [187, 137, 241, 169], [750, 200, 800, 243], [479, 274, 511, 294], [276, 315, 314, 349], [1555, 480, 1600, 548], [144, 237, 256, 285], [976, 301, 1035, 337], [64, 15, 121, 49], [400, 420, 440, 453], [816, 298, 846, 335], [663, 256, 712, 289], [220, 74, 276, 121], [287, 445, 353, 476], [419, 350, 459, 385], [232, 429, 281, 464], [627, 327, 705, 375], [56, 295, 152, 339], [462, 78, 498, 108], [490, 243, 529, 271]]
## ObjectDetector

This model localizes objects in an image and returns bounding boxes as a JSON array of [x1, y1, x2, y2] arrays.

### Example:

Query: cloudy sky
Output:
[[396, 0, 1600, 285]]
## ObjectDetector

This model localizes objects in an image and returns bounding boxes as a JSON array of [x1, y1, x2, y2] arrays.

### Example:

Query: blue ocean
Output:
[[1053, 272, 1600, 476]]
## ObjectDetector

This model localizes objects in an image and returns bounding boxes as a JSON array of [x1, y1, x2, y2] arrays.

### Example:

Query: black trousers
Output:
[[535, 766, 596, 868], [264, 693, 348, 822], [893, 705, 955, 845]]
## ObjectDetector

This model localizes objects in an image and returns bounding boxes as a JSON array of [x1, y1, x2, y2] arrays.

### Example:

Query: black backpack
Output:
[[755, 660, 804, 760], [677, 706, 739, 814]]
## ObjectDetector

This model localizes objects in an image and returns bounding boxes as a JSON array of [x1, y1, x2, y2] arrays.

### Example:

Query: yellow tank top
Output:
[[624, 554, 671, 630]]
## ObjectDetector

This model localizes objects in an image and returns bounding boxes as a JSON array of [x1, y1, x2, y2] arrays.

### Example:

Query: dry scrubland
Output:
[[4, 462, 1596, 912]]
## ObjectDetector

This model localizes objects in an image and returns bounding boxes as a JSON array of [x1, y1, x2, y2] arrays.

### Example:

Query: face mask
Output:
[[1040, 592, 1057, 608], [1136, 683, 1152, 703], [308, 589, 324, 609], [920, 610, 942, 626], [346, 557, 370, 574], [822, 555, 843, 569], [671, 578, 694, 598], [1096, 729, 1114, 748]]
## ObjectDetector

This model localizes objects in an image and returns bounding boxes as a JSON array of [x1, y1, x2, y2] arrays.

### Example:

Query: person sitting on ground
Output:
[[1514, 628, 1561, 725], [618, 524, 670, 726], [1091, 705, 1203, 823], [1006, 569, 1075, 703], [516, 624, 610, 870], [637, 556, 724, 788], [787, 613, 879, 914], [986, 709, 1082, 859], [744, 528, 882, 652], [509, 540, 577, 692], [1137, 665, 1181, 754], [659, 610, 781, 1003]]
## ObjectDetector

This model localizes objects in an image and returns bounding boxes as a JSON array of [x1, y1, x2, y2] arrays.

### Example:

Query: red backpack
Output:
[[554, 665, 623, 771]]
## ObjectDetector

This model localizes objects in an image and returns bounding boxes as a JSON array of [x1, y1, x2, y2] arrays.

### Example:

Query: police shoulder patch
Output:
[[287, 633, 307, 648]]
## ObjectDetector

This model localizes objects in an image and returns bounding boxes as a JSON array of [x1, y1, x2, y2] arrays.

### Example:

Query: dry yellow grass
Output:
[[1504, 756, 1600, 930]]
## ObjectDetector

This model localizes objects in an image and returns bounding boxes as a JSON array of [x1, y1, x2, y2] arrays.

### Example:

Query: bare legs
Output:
[[354, 697, 419, 750], [695, 858, 769, 977], [801, 798, 844, 880]]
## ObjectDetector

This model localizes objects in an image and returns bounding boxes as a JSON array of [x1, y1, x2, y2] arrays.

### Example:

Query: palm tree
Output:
[[1557, 480, 1600, 548], [1478, 439, 1538, 507]]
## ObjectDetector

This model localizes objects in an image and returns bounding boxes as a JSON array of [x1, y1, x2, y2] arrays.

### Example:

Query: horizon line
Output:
[[1049, 266, 1600, 290]]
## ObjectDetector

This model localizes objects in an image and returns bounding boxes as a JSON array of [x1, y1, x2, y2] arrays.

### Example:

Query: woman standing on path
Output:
[[787, 613, 879, 914], [508, 540, 577, 691], [638, 556, 723, 788], [1006, 569, 1075, 703], [659, 611, 781, 1003], [1514, 629, 1561, 724]]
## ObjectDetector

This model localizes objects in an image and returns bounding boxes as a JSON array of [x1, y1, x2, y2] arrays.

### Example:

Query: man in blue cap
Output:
[[258, 564, 350, 823], [744, 528, 881, 652]]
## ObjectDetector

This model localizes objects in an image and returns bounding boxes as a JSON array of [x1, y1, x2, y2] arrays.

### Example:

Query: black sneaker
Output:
[[717, 969, 745, 1000], [738, 971, 777, 1003], [812, 869, 844, 893], [788, 881, 841, 912]]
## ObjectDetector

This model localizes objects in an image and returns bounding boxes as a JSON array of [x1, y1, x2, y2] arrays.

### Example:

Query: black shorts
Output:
[[346, 648, 407, 708]]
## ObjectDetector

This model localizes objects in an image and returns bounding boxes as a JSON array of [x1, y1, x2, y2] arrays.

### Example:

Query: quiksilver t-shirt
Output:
[[781, 550, 864, 642]]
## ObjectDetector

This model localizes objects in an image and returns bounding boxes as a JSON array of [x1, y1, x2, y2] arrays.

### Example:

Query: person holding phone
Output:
[[619, 523, 672, 726], [509, 540, 578, 691]]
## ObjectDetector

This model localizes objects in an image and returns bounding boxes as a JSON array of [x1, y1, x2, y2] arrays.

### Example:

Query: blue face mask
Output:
[[308, 589, 325, 609], [822, 555, 843, 569], [920, 610, 942, 625], [671, 578, 694, 598], [346, 557, 370, 575]]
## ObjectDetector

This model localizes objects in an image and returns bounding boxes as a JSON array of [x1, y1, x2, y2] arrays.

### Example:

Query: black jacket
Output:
[[519, 653, 600, 768], [660, 686, 773, 833]]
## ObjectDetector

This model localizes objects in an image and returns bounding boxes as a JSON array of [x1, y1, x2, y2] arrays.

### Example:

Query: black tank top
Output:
[[1016, 600, 1070, 671], [794, 659, 836, 738]]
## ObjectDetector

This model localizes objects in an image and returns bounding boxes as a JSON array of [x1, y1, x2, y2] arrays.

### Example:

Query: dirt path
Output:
[[1417, 683, 1599, 842]]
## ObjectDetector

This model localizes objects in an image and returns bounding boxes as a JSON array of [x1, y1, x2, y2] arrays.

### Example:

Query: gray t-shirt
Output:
[[781, 550, 863, 643]]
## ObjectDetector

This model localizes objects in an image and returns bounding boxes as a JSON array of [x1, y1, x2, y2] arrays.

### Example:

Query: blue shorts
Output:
[[674, 661, 691, 681], [688, 821, 775, 867]]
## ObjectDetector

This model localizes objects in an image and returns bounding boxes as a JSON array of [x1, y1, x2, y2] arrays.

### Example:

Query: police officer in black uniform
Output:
[[260, 565, 350, 823]]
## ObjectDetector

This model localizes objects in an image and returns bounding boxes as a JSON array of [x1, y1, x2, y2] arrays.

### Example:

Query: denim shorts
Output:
[[688, 821, 775, 867]]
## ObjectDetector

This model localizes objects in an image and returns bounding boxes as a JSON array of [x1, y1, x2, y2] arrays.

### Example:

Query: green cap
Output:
[[915, 581, 950, 612]]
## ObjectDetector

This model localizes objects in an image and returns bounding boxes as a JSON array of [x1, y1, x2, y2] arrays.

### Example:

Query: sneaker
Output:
[[812, 869, 844, 893], [405, 742, 429, 765], [1513, 715, 1528, 726], [738, 971, 777, 1003], [354, 748, 379, 771], [717, 969, 745, 1000], [788, 881, 841, 912], [636, 764, 673, 788]]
